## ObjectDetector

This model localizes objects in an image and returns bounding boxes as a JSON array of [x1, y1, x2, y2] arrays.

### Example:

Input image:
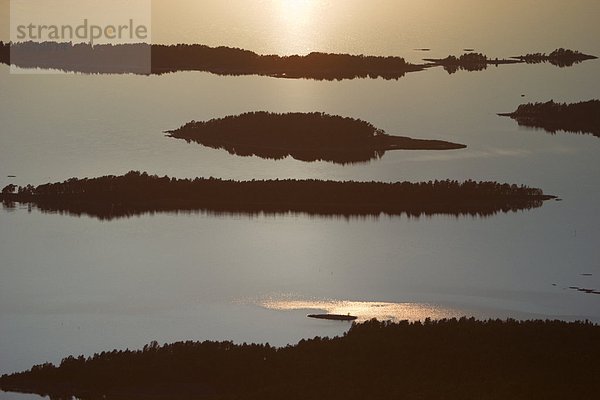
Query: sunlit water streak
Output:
[[256, 294, 468, 322]]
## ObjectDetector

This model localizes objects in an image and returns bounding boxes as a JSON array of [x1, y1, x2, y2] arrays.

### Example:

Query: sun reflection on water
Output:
[[274, 0, 321, 54], [259, 295, 466, 322]]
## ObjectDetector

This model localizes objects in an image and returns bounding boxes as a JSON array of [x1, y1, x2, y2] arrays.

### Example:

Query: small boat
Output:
[[308, 314, 358, 321]]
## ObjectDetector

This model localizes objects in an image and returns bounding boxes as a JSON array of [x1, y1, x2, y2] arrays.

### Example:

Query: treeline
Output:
[[167, 112, 465, 164], [514, 48, 598, 67], [0, 41, 423, 80], [0, 171, 553, 220], [1, 318, 599, 400], [499, 100, 600, 137], [152, 44, 422, 80]]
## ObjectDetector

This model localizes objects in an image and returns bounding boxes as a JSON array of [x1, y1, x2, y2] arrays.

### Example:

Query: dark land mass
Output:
[[0, 171, 555, 220], [498, 100, 600, 137], [424, 52, 522, 74], [512, 48, 598, 67], [1, 318, 599, 400], [0, 41, 424, 80], [1, 42, 595, 79], [569, 286, 600, 295], [307, 314, 358, 321], [424, 48, 596, 73], [166, 112, 466, 164]]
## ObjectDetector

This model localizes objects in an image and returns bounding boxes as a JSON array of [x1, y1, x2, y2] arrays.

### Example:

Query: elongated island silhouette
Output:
[[0, 41, 423, 79], [1, 319, 598, 400], [424, 52, 520, 73], [513, 48, 598, 67], [0, 171, 555, 220], [308, 314, 358, 321], [424, 48, 597, 73], [166, 112, 466, 164], [499, 100, 600, 137], [1, 42, 595, 78]]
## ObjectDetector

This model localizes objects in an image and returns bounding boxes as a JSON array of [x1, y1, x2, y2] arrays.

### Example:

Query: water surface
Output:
[[1, 2, 599, 397]]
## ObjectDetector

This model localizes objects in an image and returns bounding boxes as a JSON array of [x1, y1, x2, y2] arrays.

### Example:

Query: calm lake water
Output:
[[1, 1, 600, 397]]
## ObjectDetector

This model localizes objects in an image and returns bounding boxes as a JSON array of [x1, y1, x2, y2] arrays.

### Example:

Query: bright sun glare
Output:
[[279, 0, 314, 26], [275, 0, 318, 54]]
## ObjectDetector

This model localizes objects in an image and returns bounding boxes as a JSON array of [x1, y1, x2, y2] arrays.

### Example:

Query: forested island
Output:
[[166, 112, 466, 164], [1, 318, 598, 400], [0, 171, 554, 220], [424, 52, 520, 73], [499, 100, 600, 137], [1, 42, 595, 78], [0, 41, 423, 79], [513, 48, 598, 67], [424, 48, 596, 73]]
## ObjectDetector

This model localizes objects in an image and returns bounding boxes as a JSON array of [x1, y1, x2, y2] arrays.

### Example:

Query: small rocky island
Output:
[[166, 112, 466, 164], [0, 171, 555, 220], [1, 319, 598, 400], [308, 314, 358, 321], [499, 100, 600, 137]]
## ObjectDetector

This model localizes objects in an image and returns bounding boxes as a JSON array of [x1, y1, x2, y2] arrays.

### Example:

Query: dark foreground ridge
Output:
[[1, 319, 599, 400], [499, 100, 600, 137], [424, 48, 596, 73], [0, 171, 555, 220], [166, 112, 466, 164], [0, 41, 424, 80]]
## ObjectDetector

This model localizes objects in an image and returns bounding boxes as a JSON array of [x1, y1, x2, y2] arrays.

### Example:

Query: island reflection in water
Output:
[[258, 296, 466, 322]]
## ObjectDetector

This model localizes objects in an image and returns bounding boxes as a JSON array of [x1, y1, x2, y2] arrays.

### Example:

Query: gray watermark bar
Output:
[[9, 0, 152, 74]]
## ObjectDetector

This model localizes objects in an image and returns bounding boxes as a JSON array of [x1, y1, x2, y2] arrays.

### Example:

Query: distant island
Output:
[[512, 48, 598, 67], [166, 112, 466, 164], [308, 314, 358, 321], [1, 42, 595, 78], [1, 318, 598, 400], [499, 100, 600, 137], [425, 48, 597, 73], [569, 286, 600, 295], [424, 52, 520, 73], [0, 41, 424, 80], [0, 171, 555, 220]]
